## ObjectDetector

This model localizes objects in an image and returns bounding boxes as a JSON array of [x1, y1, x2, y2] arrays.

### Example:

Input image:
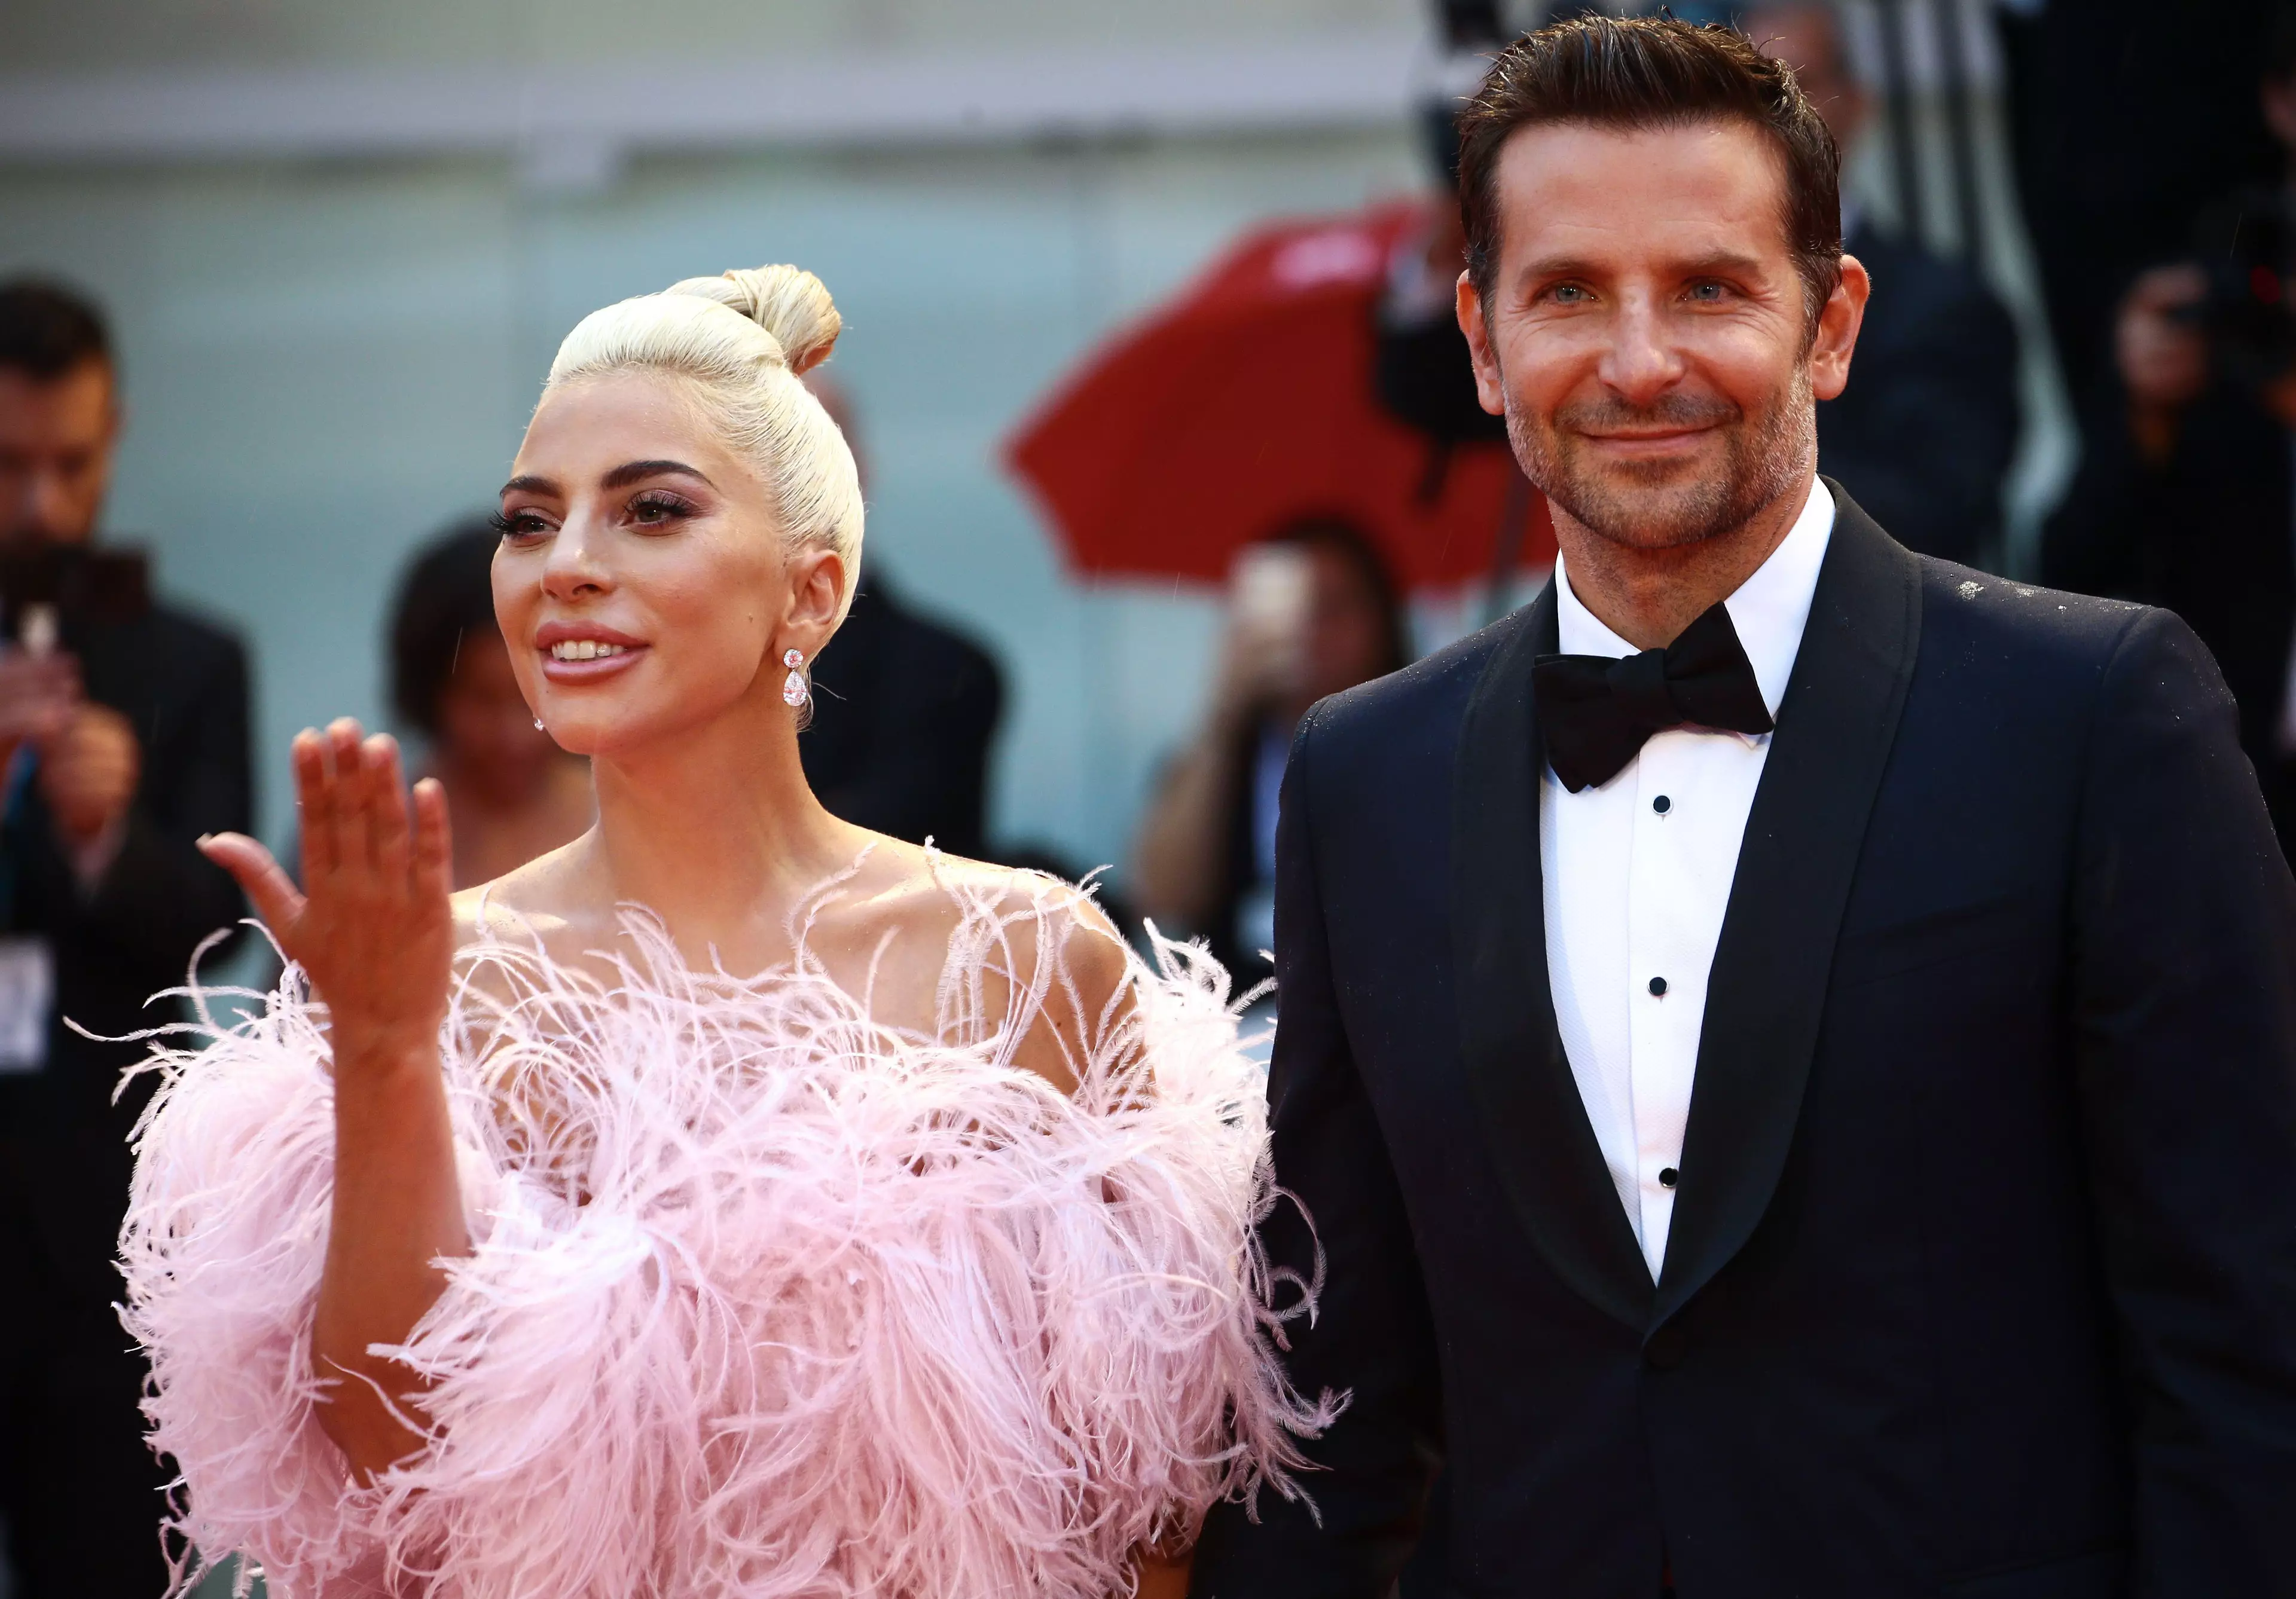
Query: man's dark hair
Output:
[[390, 518, 503, 738], [1457, 14, 1843, 325], [0, 278, 114, 381]]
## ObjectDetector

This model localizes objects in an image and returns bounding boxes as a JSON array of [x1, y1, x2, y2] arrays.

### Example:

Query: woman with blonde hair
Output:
[[120, 265, 1330, 1598]]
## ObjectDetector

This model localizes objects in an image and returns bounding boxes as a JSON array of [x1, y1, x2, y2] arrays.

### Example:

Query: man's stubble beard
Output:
[[1502, 363, 1816, 554]]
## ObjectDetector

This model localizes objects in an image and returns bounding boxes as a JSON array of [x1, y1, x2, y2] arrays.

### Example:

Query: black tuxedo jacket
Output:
[[1191, 488, 2296, 1598], [0, 596, 251, 1293]]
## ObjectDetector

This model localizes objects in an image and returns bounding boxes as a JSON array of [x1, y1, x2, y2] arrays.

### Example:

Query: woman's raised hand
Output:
[[200, 719, 456, 1064]]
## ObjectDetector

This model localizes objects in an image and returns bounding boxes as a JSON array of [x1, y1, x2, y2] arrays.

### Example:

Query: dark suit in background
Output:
[[801, 573, 1003, 862], [1818, 220, 2020, 567], [0, 597, 250, 1597], [1192, 490, 2296, 1597], [2041, 384, 2296, 846], [1998, 0, 2280, 404]]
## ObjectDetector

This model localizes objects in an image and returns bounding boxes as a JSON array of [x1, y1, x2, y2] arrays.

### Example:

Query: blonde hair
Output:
[[545, 265, 865, 626]]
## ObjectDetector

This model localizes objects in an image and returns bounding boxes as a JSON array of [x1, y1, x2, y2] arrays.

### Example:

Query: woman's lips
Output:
[[538, 640, 649, 684]]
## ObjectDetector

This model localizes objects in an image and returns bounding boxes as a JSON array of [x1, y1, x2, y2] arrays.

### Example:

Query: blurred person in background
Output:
[[798, 377, 1003, 861], [2041, 4, 2296, 850], [1130, 516, 1409, 987], [1375, 2, 1512, 466], [0, 279, 250, 1597], [1747, 1, 2020, 567], [1998, 0, 2281, 406], [390, 520, 592, 888]]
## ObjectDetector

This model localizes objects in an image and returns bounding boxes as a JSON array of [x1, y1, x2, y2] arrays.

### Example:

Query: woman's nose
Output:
[[541, 519, 612, 599]]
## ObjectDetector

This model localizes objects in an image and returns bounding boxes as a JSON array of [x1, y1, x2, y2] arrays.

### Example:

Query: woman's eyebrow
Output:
[[499, 473, 557, 497], [600, 458, 715, 490]]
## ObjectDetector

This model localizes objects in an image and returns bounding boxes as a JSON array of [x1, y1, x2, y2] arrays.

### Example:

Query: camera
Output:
[[2170, 195, 2296, 391]]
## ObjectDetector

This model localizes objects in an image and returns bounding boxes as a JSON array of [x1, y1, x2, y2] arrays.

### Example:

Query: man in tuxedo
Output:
[[1190, 16, 2296, 1598]]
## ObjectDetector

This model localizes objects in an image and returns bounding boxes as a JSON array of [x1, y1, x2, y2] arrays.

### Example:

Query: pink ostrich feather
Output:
[[118, 869, 1336, 1599]]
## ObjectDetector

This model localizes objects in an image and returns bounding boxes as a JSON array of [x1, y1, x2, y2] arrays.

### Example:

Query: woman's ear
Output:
[[783, 546, 847, 655]]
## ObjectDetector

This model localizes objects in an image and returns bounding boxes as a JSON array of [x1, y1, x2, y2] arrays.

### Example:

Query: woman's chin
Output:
[[532, 680, 781, 763], [529, 708, 628, 758], [534, 705, 704, 761]]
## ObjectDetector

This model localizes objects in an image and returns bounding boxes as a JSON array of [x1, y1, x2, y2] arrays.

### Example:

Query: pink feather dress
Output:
[[118, 870, 1333, 1598]]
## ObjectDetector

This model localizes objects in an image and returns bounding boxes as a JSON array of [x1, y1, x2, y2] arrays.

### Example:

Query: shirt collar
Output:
[[1553, 474, 1835, 722]]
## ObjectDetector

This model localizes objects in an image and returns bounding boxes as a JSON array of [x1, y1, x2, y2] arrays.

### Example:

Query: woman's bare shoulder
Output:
[[813, 840, 1135, 1089], [834, 842, 1125, 968]]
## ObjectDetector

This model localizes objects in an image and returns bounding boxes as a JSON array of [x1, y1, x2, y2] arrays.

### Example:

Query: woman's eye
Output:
[[626, 493, 694, 528], [491, 509, 551, 540]]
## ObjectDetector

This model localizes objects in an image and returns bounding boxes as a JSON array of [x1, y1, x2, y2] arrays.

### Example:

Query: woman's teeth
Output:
[[549, 640, 630, 661]]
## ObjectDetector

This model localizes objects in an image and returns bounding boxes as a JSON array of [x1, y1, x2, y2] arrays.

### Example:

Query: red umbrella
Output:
[[1004, 198, 1552, 591]]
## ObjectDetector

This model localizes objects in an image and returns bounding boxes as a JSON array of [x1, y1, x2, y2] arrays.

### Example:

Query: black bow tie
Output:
[[1533, 601, 1775, 793]]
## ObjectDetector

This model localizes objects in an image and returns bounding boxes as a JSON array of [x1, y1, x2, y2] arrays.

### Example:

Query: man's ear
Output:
[[1456, 270, 1509, 418], [1808, 253, 1870, 403]]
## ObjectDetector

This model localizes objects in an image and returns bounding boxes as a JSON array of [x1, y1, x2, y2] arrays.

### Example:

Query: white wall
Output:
[[10, 0, 1419, 69]]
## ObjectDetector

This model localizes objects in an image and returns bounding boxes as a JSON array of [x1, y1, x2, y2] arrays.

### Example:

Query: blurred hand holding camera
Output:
[[38, 700, 138, 854], [0, 647, 79, 758], [1209, 544, 1312, 729]]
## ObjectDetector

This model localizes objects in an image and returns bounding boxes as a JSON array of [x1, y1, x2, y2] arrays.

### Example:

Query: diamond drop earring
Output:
[[533, 718, 545, 732], [781, 648, 810, 710]]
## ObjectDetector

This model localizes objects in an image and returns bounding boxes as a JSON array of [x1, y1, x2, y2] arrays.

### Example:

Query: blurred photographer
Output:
[[1130, 516, 1409, 987], [0, 279, 250, 1596], [2041, 11, 2296, 848]]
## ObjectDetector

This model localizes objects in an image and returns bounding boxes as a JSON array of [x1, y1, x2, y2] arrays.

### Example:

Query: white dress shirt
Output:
[[1540, 478, 1835, 1280]]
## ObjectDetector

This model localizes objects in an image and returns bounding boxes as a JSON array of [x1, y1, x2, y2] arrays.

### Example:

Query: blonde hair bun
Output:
[[666, 266, 841, 376]]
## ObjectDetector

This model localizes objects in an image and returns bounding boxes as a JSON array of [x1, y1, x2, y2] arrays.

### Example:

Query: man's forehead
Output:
[[0, 362, 117, 435], [1492, 119, 1794, 259]]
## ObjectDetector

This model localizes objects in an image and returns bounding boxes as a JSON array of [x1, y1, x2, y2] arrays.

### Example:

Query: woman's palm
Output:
[[201, 719, 456, 1060]]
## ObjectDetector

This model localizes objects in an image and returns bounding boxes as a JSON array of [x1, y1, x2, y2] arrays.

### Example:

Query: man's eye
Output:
[[1550, 285, 1589, 304], [1689, 282, 1728, 302]]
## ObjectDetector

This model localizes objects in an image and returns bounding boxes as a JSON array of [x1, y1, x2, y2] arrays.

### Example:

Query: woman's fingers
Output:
[[410, 778, 453, 906], [367, 734, 411, 883], [294, 730, 334, 882], [325, 719, 373, 878], [199, 833, 307, 932]]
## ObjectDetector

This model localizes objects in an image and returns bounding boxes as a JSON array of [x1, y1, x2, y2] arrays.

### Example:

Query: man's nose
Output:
[[26, 469, 72, 536], [1596, 301, 1684, 406], [8, 466, 71, 541]]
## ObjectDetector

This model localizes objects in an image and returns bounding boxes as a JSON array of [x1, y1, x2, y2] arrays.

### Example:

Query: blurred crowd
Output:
[[7, 0, 2296, 1590]]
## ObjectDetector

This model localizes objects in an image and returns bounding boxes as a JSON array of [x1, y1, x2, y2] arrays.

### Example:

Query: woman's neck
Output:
[[582, 696, 861, 967]]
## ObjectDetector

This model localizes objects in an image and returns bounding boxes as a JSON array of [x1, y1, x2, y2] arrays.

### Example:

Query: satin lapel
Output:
[[1653, 488, 1922, 1326], [1452, 582, 1654, 1334]]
